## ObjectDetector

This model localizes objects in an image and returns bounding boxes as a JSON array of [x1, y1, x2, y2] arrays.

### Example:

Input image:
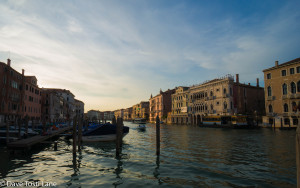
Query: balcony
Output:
[[267, 96, 275, 101], [297, 94, 300, 99], [289, 94, 296, 99], [222, 93, 229, 98], [282, 95, 288, 100], [267, 112, 275, 116]]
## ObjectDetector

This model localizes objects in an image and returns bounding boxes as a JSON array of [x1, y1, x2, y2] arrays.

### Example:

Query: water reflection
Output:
[[153, 155, 162, 185]]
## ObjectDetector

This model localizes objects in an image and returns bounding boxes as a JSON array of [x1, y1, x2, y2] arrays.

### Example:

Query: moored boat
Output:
[[82, 123, 129, 142], [132, 118, 146, 124]]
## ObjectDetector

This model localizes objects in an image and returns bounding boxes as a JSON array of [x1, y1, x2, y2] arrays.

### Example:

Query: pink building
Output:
[[149, 89, 175, 123], [23, 76, 42, 121]]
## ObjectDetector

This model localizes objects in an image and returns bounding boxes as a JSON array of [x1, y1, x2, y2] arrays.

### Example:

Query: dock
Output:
[[7, 126, 72, 149]]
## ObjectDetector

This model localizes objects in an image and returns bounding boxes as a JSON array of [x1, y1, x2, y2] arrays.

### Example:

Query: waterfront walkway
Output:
[[7, 126, 72, 149]]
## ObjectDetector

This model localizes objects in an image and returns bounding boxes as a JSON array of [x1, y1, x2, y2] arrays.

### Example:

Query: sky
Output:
[[0, 0, 299, 112]]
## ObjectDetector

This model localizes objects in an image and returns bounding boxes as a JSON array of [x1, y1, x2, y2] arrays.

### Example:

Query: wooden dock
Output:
[[7, 126, 72, 149]]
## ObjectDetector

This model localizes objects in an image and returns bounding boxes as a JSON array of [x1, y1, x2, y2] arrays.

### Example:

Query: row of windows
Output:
[[24, 106, 41, 113], [268, 102, 300, 113], [266, 66, 300, 79], [267, 81, 300, 96], [25, 84, 41, 95]]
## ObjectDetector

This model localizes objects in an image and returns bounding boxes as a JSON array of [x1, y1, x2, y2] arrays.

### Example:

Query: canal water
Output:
[[0, 122, 296, 187]]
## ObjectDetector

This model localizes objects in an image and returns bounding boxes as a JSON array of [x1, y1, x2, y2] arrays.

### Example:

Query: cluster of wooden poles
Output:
[[70, 115, 162, 158]]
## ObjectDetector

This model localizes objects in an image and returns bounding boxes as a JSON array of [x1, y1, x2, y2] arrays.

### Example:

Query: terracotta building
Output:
[[149, 89, 175, 123], [0, 59, 25, 124], [23, 76, 42, 121], [188, 74, 265, 125], [262, 58, 300, 128]]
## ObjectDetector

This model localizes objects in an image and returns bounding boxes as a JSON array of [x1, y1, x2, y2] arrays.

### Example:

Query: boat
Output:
[[132, 118, 146, 124], [137, 124, 146, 131], [82, 123, 129, 142]]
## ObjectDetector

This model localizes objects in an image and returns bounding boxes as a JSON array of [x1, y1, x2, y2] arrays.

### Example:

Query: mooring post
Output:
[[18, 118, 21, 139], [6, 120, 9, 144], [116, 117, 123, 157], [54, 141, 58, 151], [78, 117, 83, 151], [156, 116, 160, 155], [72, 116, 77, 155], [296, 126, 300, 188], [25, 117, 28, 135], [112, 116, 116, 125]]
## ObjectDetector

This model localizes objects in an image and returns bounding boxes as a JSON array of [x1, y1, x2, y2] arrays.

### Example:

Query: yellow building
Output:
[[262, 58, 300, 128], [171, 86, 189, 124]]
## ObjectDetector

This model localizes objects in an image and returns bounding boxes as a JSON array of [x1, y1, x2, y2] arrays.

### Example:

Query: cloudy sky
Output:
[[0, 0, 299, 112]]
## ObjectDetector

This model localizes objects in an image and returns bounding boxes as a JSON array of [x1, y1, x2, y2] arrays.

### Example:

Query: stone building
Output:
[[0, 59, 25, 124], [41, 89, 66, 122], [123, 107, 132, 121], [262, 58, 300, 128], [171, 86, 190, 124], [149, 89, 175, 123], [75, 99, 84, 118], [23, 76, 42, 121], [188, 74, 265, 125], [87, 110, 101, 121], [132, 101, 149, 120], [114, 109, 124, 119]]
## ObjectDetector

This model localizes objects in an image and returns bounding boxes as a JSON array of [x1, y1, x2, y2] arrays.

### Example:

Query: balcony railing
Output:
[[282, 95, 288, 100], [289, 94, 296, 99], [267, 96, 275, 101], [222, 93, 229, 98]]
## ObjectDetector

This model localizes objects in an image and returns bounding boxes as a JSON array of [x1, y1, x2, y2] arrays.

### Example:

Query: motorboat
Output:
[[137, 124, 146, 131], [132, 118, 146, 124], [82, 123, 129, 142]]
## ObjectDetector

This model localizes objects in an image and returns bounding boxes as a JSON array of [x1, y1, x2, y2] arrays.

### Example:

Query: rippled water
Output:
[[0, 122, 296, 187]]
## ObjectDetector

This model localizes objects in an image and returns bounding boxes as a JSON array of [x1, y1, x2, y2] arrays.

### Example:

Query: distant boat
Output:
[[137, 124, 146, 131], [132, 118, 146, 124], [82, 123, 129, 142]]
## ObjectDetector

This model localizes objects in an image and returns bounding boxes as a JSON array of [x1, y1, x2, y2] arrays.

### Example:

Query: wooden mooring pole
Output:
[[73, 116, 77, 155], [6, 120, 9, 144], [18, 118, 21, 139], [116, 117, 123, 157], [297, 126, 300, 188], [156, 116, 160, 155], [78, 117, 83, 151]]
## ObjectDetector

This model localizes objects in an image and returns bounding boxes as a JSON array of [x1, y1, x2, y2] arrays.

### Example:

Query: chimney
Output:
[[248, 83, 250, 86], [275, 61, 278, 67], [256, 78, 259, 87], [236, 74, 239, 84], [7, 58, 11, 67], [22, 69, 25, 75]]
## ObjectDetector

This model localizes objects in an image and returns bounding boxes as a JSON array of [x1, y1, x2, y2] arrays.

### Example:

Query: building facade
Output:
[[123, 107, 132, 121], [171, 87, 190, 124], [23, 76, 42, 121], [41, 89, 66, 122], [75, 99, 84, 118], [188, 74, 264, 125], [132, 101, 149, 120], [0, 59, 25, 124], [114, 109, 124, 119], [149, 89, 175, 123], [87, 110, 101, 121], [263, 58, 300, 128]]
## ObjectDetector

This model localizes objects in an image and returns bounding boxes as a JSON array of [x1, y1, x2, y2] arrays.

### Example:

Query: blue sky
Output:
[[0, 0, 299, 111]]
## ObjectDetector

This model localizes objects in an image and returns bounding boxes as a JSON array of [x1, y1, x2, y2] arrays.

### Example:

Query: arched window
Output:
[[268, 104, 273, 113], [211, 104, 213, 110], [267, 86, 272, 96], [291, 82, 296, 94], [284, 103, 289, 112], [292, 102, 297, 112], [210, 91, 213, 96], [282, 83, 287, 95], [223, 88, 227, 94], [298, 81, 300, 92]]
